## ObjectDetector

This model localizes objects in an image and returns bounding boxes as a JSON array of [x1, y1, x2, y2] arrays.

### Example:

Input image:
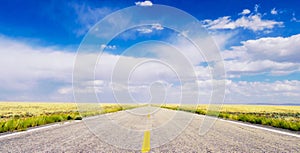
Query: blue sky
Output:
[[1, 0, 300, 104], [1, 0, 300, 47]]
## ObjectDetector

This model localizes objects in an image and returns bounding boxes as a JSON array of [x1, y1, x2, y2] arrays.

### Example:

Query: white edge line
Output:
[[0, 112, 116, 139], [219, 118, 300, 138], [0, 120, 82, 140]]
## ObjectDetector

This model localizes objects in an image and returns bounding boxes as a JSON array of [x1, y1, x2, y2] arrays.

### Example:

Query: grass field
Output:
[[1, 103, 299, 133], [160, 104, 300, 131], [0, 102, 138, 133]]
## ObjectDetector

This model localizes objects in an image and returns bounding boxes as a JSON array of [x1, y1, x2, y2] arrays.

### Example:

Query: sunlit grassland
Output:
[[0, 102, 138, 133], [160, 104, 300, 131]]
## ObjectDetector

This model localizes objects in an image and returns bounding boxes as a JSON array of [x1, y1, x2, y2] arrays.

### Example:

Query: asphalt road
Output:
[[0, 106, 299, 152]]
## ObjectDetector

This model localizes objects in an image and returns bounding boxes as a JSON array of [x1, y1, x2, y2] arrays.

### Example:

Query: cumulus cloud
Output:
[[135, 1, 153, 7], [221, 34, 300, 77], [225, 34, 300, 63]]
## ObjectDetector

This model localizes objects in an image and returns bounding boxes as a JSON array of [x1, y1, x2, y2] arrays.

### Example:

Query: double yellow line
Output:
[[141, 114, 151, 153]]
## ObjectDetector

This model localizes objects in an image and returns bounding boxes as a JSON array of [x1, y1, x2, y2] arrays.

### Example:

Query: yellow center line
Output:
[[141, 114, 151, 153], [141, 130, 150, 153]]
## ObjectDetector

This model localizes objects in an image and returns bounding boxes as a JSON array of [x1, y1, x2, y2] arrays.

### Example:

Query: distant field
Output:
[[160, 104, 300, 131], [0, 102, 138, 133]]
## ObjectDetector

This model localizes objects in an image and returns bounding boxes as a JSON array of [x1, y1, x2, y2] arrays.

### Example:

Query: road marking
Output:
[[0, 120, 81, 140], [219, 118, 300, 138], [142, 113, 151, 152], [0, 123, 60, 140], [141, 130, 150, 153]]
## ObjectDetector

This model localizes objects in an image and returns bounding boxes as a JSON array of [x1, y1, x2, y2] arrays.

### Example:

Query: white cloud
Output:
[[240, 9, 251, 15], [135, 1, 153, 7], [254, 4, 259, 12], [100, 44, 117, 50], [202, 16, 232, 29], [226, 34, 300, 63], [170, 79, 300, 104], [151, 23, 164, 30], [72, 3, 114, 36], [58, 87, 73, 94], [211, 32, 235, 50], [96, 53, 182, 83], [203, 14, 283, 31], [0, 36, 76, 102], [203, 6, 283, 32], [0, 36, 74, 91], [136, 23, 164, 34], [224, 60, 300, 77], [55, 79, 300, 104], [136, 28, 153, 34], [271, 8, 278, 15], [1, 31, 300, 104], [226, 80, 300, 104], [222, 34, 300, 77]]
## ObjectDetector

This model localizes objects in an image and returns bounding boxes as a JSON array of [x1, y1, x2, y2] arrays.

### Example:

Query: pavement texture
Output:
[[0, 106, 299, 153]]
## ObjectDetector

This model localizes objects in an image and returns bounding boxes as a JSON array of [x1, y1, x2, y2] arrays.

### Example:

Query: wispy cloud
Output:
[[271, 8, 278, 15], [136, 28, 153, 34], [136, 23, 164, 34], [239, 9, 251, 15], [291, 13, 300, 22], [100, 44, 117, 50], [202, 7, 283, 32], [71, 3, 115, 36], [254, 4, 259, 12]]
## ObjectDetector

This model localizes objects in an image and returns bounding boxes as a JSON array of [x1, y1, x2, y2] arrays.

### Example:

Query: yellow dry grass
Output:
[[160, 104, 300, 113], [0, 102, 137, 121]]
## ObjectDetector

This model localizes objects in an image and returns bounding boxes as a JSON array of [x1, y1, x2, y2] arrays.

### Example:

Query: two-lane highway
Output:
[[0, 106, 299, 152]]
